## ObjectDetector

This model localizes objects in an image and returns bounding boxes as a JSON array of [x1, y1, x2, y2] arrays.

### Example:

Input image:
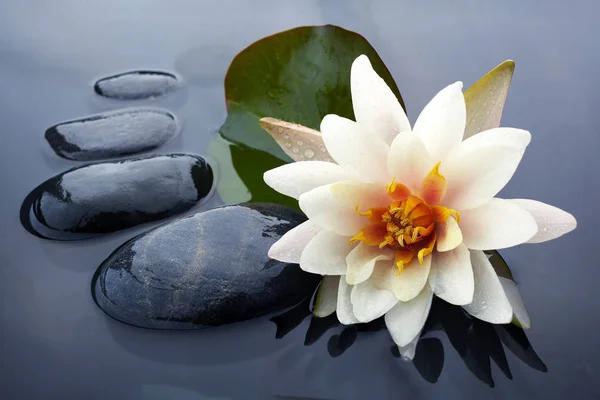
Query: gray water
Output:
[[1, 0, 599, 399]]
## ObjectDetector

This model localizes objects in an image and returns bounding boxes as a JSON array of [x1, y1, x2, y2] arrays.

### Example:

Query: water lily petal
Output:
[[441, 127, 531, 210], [321, 114, 390, 183], [461, 198, 538, 250], [268, 220, 321, 263], [463, 250, 513, 324], [300, 230, 353, 275], [313, 275, 340, 318], [351, 278, 399, 322], [463, 60, 515, 139], [385, 285, 433, 347], [346, 242, 394, 285], [370, 260, 395, 291], [507, 199, 577, 244], [299, 181, 389, 235], [499, 277, 531, 329], [264, 161, 350, 199], [350, 54, 411, 146], [337, 277, 360, 324], [259, 117, 334, 162], [388, 131, 433, 192], [396, 333, 420, 361], [421, 162, 447, 205], [391, 254, 432, 302], [436, 216, 463, 252], [428, 244, 473, 305], [412, 82, 466, 161]]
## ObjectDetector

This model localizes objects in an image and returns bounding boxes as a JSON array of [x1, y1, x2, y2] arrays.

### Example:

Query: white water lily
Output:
[[263, 54, 576, 356]]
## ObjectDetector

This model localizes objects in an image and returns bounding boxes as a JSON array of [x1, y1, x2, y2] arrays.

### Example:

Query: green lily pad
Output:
[[208, 25, 405, 205], [207, 134, 299, 209]]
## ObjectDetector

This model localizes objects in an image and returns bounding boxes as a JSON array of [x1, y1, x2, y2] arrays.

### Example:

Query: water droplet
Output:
[[292, 147, 299, 154], [284, 141, 292, 148], [304, 149, 315, 159], [310, 138, 316, 144], [296, 140, 304, 146], [542, 227, 549, 233], [284, 134, 290, 140], [319, 146, 327, 153]]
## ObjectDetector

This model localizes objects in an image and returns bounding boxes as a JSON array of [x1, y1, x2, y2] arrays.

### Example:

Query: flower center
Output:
[[350, 169, 459, 274]]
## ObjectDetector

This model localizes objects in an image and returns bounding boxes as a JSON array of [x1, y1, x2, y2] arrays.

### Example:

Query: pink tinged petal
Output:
[[350, 278, 399, 323], [463, 250, 513, 324], [313, 276, 340, 318], [259, 117, 333, 162], [412, 82, 466, 161], [428, 244, 474, 305], [507, 199, 577, 244], [499, 277, 531, 329], [263, 161, 350, 200], [337, 277, 360, 324], [387, 132, 434, 192], [345, 242, 394, 285], [441, 127, 531, 210], [460, 198, 538, 250], [300, 230, 354, 275], [320, 114, 390, 183], [436, 216, 463, 252], [299, 181, 389, 235], [268, 220, 321, 263], [350, 54, 411, 145], [385, 285, 433, 347], [391, 254, 432, 302]]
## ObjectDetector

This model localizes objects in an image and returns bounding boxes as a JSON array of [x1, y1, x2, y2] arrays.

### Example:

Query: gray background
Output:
[[0, 0, 598, 399]]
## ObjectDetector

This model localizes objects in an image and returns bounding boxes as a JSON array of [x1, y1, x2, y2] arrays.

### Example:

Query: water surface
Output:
[[0, 1, 598, 399]]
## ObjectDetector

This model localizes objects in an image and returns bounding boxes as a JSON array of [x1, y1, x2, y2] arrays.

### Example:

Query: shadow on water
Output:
[[103, 283, 545, 385], [271, 297, 547, 387]]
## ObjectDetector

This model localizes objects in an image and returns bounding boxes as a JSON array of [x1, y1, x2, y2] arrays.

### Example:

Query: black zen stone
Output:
[[91, 203, 321, 329], [44, 108, 180, 161], [94, 70, 179, 100], [20, 154, 213, 240]]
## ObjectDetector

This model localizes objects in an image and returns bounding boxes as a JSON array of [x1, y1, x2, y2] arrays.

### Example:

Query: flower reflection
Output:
[[271, 289, 546, 387]]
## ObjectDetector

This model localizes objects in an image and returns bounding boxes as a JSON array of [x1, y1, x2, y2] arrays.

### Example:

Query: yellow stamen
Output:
[[395, 249, 414, 275], [379, 235, 395, 249], [350, 178, 442, 276], [354, 205, 388, 224], [417, 234, 437, 265], [350, 223, 388, 246]]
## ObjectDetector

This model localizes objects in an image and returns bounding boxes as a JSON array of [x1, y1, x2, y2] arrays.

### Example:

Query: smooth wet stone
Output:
[[44, 108, 179, 161], [92, 203, 320, 329], [20, 154, 213, 240], [94, 70, 179, 100]]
